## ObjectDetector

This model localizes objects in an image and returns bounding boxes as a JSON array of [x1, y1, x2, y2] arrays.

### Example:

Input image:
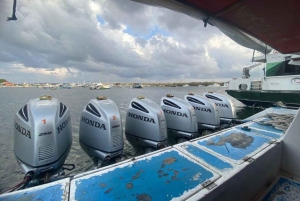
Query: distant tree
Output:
[[0, 79, 7, 83]]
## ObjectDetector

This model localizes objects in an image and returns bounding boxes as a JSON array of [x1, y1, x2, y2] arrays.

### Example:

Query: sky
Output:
[[0, 0, 265, 84]]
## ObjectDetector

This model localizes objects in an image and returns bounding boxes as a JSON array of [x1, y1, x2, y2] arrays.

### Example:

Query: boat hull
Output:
[[226, 90, 300, 108]]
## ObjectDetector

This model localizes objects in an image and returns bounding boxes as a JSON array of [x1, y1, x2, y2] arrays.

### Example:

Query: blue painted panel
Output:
[[183, 144, 233, 170], [73, 150, 215, 201], [236, 124, 283, 139], [197, 129, 270, 161], [0, 181, 68, 201], [262, 177, 300, 201], [248, 122, 284, 134]]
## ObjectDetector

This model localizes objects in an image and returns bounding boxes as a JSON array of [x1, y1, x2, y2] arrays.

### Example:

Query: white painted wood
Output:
[[282, 109, 300, 176]]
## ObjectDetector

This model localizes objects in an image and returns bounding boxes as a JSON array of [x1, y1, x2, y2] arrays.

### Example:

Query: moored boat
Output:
[[132, 83, 143, 88], [226, 52, 300, 108]]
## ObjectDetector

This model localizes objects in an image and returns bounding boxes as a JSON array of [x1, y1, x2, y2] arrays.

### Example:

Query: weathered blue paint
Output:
[[72, 150, 215, 201], [262, 177, 300, 201], [196, 129, 271, 161], [0, 178, 69, 201], [183, 144, 233, 170], [248, 122, 283, 134], [236, 124, 283, 139]]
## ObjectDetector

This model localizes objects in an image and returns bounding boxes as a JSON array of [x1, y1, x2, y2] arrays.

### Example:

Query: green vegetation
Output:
[[0, 79, 7, 83]]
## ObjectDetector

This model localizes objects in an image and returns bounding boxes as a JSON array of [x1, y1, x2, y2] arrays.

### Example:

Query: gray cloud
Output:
[[0, 0, 252, 83]]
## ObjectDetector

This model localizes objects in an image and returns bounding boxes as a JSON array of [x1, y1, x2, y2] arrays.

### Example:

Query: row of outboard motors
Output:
[[13, 93, 236, 184]]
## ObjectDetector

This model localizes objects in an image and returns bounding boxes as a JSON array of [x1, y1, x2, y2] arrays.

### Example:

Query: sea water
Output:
[[0, 86, 262, 191]]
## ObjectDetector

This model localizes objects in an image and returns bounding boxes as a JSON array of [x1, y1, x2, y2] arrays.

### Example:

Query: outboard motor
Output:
[[185, 93, 220, 135], [125, 96, 167, 154], [161, 94, 198, 143], [14, 95, 72, 182], [79, 96, 123, 167], [204, 93, 236, 125]]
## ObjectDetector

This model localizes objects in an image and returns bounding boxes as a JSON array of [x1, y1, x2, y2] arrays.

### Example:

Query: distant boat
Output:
[[99, 84, 110, 90], [89, 82, 110, 90], [115, 83, 122, 88], [132, 83, 143, 88], [183, 84, 189, 87]]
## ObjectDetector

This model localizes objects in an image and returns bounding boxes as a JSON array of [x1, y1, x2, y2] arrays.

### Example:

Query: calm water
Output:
[[0, 86, 262, 191]]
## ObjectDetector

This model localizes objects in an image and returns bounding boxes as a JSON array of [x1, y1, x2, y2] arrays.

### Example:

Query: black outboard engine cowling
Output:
[[161, 94, 198, 143], [14, 96, 72, 179], [204, 93, 236, 124], [125, 96, 167, 154], [79, 96, 124, 167], [185, 93, 220, 130]]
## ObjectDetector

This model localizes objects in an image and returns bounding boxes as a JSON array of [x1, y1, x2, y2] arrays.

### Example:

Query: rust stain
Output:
[[171, 170, 179, 180], [104, 188, 113, 194], [132, 169, 143, 180], [163, 157, 177, 165], [126, 183, 133, 189], [99, 183, 107, 188], [206, 133, 254, 149], [137, 193, 152, 201]]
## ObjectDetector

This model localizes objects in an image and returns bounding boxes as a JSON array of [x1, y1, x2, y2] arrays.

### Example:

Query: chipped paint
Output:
[[180, 144, 233, 171], [206, 133, 254, 149], [126, 183, 133, 189], [196, 128, 271, 162], [163, 157, 177, 165], [0, 178, 70, 201], [261, 177, 300, 201], [193, 172, 202, 181], [137, 193, 152, 201], [70, 149, 218, 201]]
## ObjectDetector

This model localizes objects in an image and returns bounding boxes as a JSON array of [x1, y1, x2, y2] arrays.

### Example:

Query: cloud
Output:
[[0, 0, 253, 83]]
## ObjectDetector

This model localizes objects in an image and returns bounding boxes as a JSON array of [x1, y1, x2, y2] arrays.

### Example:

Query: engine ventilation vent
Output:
[[18, 105, 29, 122], [113, 134, 122, 148], [205, 94, 222, 102], [59, 102, 67, 118], [131, 101, 149, 113], [39, 144, 54, 161], [187, 97, 205, 105], [86, 103, 101, 117], [163, 99, 181, 109]]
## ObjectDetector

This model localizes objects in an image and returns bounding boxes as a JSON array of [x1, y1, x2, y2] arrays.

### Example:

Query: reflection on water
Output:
[[0, 86, 262, 191]]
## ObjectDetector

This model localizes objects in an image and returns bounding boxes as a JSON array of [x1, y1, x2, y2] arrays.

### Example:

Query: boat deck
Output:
[[258, 175, 300, 201], [0, 107, 297, 201]]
